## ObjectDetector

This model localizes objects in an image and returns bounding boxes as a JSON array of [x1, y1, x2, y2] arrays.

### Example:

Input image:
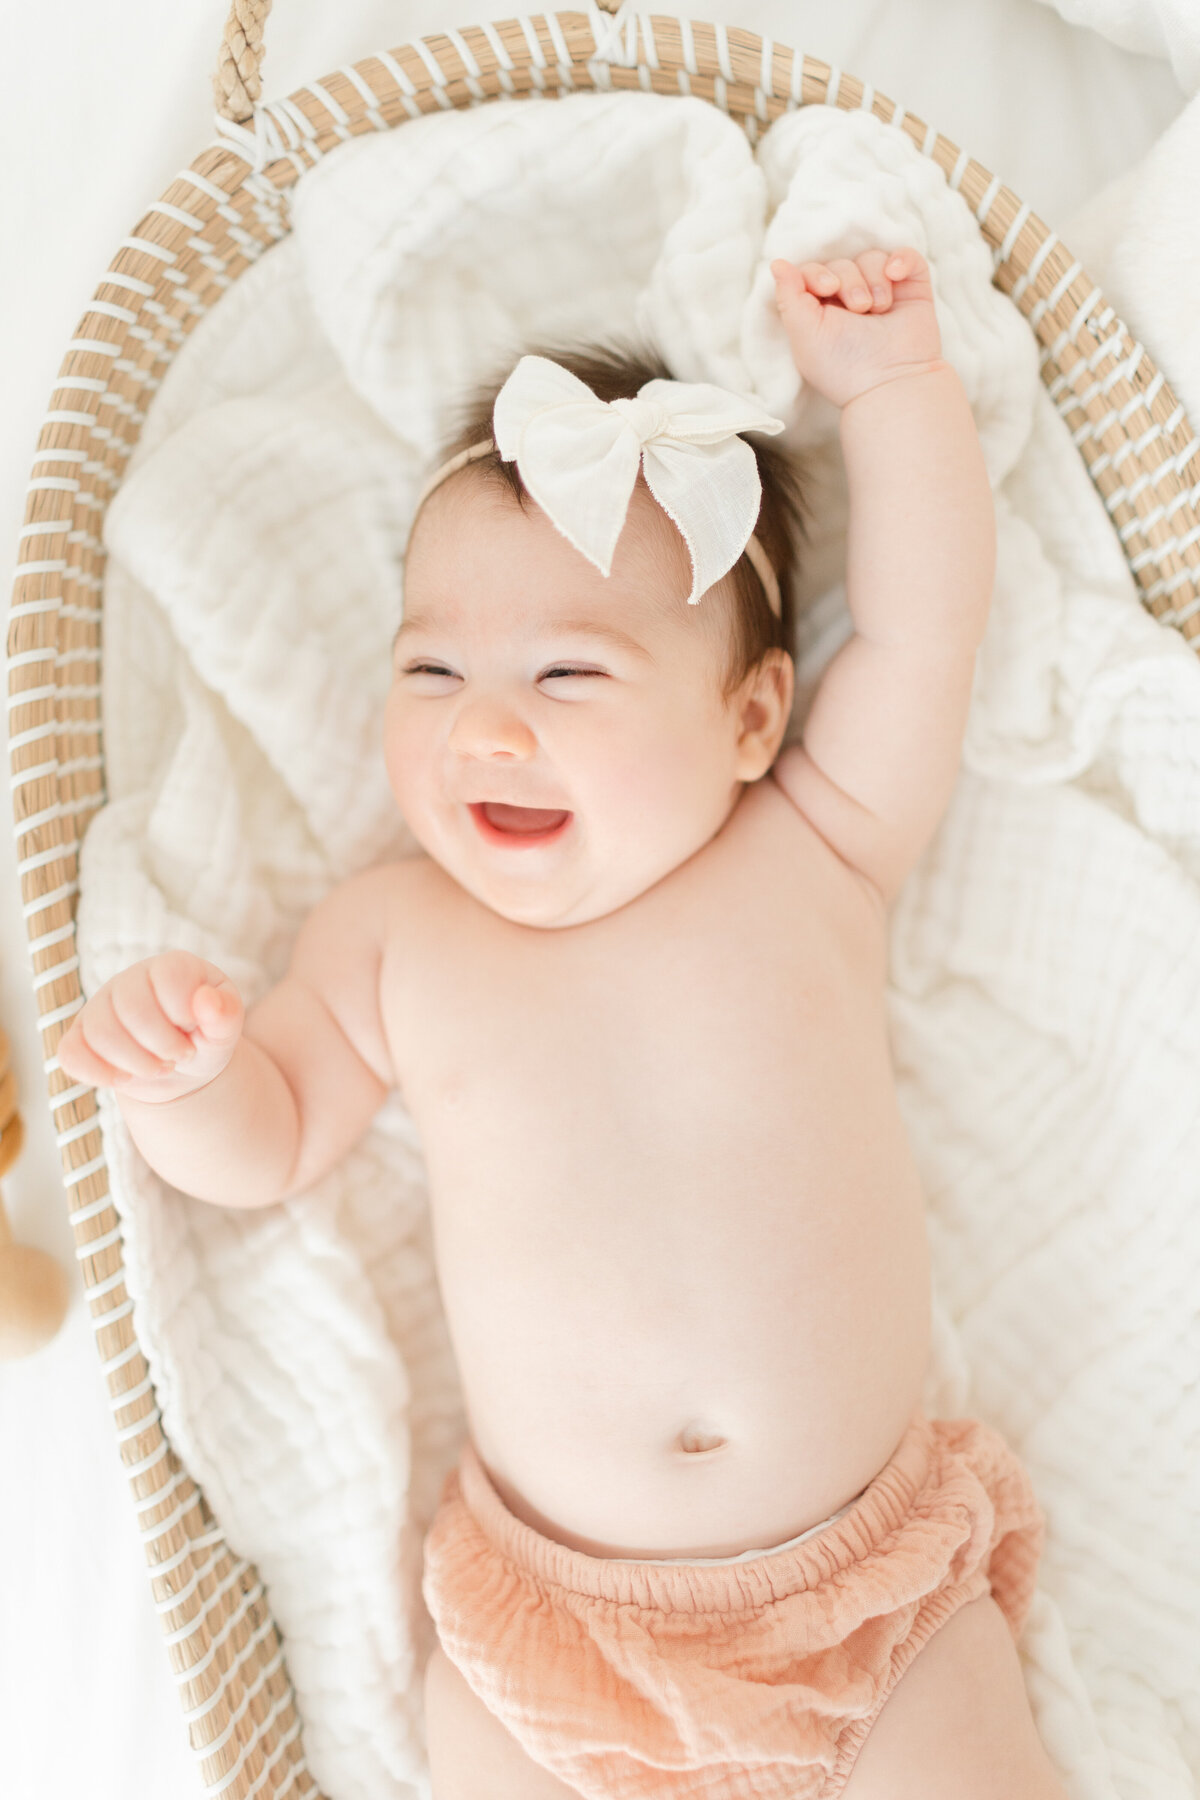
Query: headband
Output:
[[412, 355, 787, 619]]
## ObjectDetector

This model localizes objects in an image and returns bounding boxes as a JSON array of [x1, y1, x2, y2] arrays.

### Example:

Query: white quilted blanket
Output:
[[84, 84, 1200, 1800]]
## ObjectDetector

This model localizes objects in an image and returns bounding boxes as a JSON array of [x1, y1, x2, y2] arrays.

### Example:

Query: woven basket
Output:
[[8, 2, 1200, 1795]]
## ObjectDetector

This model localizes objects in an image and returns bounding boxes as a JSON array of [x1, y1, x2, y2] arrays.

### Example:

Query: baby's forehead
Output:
[[412, 467, 693, 610]]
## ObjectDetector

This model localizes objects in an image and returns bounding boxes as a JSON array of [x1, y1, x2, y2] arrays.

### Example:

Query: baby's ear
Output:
[[734, 650, 794, 781]]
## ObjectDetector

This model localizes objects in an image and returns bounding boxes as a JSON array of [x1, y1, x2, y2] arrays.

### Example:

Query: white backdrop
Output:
[[0, 3, 1185, 1797]]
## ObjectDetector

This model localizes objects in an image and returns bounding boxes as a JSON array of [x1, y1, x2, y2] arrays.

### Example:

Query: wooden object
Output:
[[0, 1026, 69, 1358]]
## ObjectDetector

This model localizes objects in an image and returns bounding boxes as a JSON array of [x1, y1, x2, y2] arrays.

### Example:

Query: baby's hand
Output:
[[57, 951, 244, 1105], [771, 247, 944, 410]]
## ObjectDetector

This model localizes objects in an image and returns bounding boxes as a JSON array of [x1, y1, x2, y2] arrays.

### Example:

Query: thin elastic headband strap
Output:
[[411, 439, 784, 621]]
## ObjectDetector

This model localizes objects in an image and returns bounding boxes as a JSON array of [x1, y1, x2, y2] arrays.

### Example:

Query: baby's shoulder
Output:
[[352, 851, 473, 957], [293, 856, 431, 969]]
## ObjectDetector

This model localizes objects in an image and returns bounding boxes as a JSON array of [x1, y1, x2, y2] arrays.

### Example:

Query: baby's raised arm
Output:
[[57, 866, 396, 1207], [770, 248, 996, 907]]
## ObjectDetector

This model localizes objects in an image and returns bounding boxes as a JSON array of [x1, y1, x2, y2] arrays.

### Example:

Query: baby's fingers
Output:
[[770, 260, 825, 328], [58, 989, 175, 1085], [788, 261, 838, 298], [145, 951, 244, 1047], [826, 259, 875, 312], [110, 960, 201, 1064], [882, 247, 931, 289], [191, 981, 243, 1043], [854, 249, 896, 311], [57, 1014, 143, 1088]]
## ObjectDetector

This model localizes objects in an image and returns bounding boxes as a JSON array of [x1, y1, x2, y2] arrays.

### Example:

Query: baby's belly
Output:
[[428, 1147, 933, 1560]]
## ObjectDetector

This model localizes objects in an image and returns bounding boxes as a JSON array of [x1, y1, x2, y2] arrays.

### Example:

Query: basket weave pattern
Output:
[[8, 12, 1200, 1798]]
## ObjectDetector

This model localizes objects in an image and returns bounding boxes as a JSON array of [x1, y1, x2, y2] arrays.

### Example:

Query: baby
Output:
[[59, 247, 1069, 1799]]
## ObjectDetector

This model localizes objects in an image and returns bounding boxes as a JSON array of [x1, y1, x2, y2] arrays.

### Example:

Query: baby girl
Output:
[[59, 246, 1068, 1798]]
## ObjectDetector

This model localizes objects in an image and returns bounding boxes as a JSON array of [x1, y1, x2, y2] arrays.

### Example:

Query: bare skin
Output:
[[58, 248, 1068, 1796]]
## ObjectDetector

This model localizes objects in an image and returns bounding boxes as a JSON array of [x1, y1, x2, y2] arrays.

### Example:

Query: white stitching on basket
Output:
[[541, 12, 575, 82], [73, 1221, 120, 1254], [89, 1296, 133, 1329], [713, 22, 734, 83], [975, 174, 1002, 223], [62, 1182, 109, 1216], [165, 1564, 260, 1656], [760, 36, 775, 96], [444, 25, 483, 81], [587, 0, 636, 65], [181, 1635, 270, 1724], [339, 61, 392, 127], [518, 13, 547, 67], [234, 1719, 307, 1800], [1029, 257, 1083, 330], [477, 19, 515, 94], [408, 37, 450, 94], [1011, 231, 1060, 305], [996, 200, 1032, 265], [374, 49, 425, 119]]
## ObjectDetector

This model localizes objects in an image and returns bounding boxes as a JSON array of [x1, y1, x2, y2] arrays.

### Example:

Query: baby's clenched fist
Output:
[[58, 950, 244, 1106], [771, 246, 944, 410]]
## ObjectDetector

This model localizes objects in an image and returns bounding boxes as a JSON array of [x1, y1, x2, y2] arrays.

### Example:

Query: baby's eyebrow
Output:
[[551, 620, 656, 661], [393, 610, 435, 640], [394, 614, 655, 662]]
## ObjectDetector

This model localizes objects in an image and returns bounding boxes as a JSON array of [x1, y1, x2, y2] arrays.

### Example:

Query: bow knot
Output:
[[610, 394, 671, 443], [491, 355, 786, 606]]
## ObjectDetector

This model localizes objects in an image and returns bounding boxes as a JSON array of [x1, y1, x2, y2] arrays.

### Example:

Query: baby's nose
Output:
[[447, 693, 537, 761]]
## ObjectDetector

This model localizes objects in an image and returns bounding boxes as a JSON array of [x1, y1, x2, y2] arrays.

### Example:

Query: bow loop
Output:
[[491, 355, 786, 604]]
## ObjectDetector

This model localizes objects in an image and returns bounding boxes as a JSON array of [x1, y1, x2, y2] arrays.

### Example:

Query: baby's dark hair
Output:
[[428, 338, 809, 700]]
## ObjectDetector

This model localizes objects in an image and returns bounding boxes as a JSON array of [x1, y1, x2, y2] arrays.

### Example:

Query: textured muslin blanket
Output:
[[84, 81, 1200, 1800], [1032, 0, 1200, 95]]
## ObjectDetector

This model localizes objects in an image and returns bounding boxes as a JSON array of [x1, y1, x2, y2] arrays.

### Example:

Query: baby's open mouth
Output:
[[469, 801, 573, 843]]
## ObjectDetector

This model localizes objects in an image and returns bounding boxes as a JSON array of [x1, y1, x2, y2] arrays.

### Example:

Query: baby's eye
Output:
[[404, 662, 458, 678], [541, 666, 605, 680]]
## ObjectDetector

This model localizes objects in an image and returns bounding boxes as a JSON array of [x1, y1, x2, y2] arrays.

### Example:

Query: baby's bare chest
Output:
[[384, 780, 891, 1200]]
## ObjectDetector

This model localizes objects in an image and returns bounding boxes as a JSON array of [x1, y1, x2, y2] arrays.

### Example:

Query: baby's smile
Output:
[[469, 801, 574, 845]]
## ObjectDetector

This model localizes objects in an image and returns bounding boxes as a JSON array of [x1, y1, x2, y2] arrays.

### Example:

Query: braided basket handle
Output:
[[214, 0, 274, 122], [213, 0, 625, 121]]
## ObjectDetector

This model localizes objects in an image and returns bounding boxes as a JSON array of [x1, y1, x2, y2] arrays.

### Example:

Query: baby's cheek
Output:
[[382, 696, 435, 809], [601, 722, 716, 838]]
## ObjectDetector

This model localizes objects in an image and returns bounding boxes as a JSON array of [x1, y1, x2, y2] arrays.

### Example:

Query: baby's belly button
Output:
[[673, 1420, 730, 1456]]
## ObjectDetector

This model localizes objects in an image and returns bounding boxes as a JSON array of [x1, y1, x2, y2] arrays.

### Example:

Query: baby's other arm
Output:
[[770, 249, 996, 907], [57, 865, 396, 1207]]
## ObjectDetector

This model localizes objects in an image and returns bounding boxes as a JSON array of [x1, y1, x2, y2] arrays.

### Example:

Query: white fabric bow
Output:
[[491, 355, 786, 605]]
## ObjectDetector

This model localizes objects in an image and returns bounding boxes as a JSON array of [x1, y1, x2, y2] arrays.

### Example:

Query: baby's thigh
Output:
[[423, 1643, 582, 1800], [844, 1594, 1068, 1800]]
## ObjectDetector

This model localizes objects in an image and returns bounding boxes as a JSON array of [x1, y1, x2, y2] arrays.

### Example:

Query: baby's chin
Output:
[[455, 868, 648, 931], [432, 841, 673, 931]]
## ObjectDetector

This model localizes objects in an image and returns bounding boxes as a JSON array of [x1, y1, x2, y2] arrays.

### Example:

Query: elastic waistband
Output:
[[452, 1411, 937, 1614], [631, 1485, 865, 1566]]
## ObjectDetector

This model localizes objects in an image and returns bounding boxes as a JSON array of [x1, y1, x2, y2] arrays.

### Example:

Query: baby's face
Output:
[[384, 475, 791, 929]]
